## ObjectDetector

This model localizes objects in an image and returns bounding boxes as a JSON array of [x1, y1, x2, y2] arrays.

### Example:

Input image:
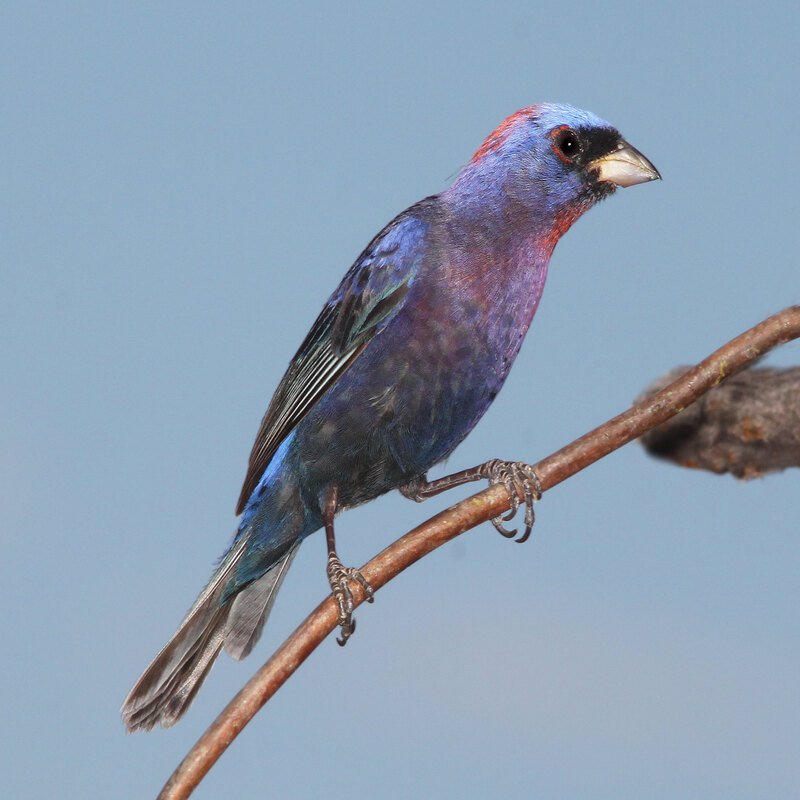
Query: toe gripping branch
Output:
[[326, 553, 374, 646], [400, 459, 543, 544], [479, 460, 542, 543]]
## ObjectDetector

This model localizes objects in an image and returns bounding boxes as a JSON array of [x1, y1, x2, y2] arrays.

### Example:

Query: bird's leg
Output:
[[400, 459, 543, 544], [323, 486, 374, 646]]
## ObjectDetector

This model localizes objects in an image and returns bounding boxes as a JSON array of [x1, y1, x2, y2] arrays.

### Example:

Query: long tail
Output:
[[121, 536, 299, 732]]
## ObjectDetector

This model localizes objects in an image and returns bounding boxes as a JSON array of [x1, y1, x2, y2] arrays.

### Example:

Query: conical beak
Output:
[[590, 140, 661, 187]]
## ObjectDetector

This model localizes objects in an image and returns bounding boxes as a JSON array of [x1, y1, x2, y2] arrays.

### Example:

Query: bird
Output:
[[122, 103, 659, 732]]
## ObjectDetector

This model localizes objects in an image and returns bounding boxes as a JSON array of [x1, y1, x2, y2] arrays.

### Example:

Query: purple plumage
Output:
[[122, 103, 659, 731]]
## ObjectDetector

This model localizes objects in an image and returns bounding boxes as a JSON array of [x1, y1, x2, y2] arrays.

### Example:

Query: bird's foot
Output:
[[327, 553, 374, 646], [398, 460, 542, 542], [479, 459, 542, 543]]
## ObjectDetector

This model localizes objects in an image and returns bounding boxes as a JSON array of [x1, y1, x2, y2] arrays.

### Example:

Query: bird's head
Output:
[[448, 103, 659, 245]]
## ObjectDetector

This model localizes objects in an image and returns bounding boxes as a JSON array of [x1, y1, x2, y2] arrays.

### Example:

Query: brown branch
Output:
[[639, 366, 800, 477], [158, 306, 800, 800]]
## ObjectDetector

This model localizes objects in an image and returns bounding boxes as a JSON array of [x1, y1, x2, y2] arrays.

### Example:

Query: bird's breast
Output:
[[371, 251, 549, 465]]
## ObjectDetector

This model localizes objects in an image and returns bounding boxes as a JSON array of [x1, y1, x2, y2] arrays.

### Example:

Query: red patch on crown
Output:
[[470, 106, 538, 163]]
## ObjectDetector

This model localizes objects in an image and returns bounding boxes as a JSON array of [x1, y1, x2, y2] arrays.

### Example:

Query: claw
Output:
[[515, 476, 536, 543], [481, 460, 542, 543], [327, 553, 374, 646], [490, 515, 518, 538], [337, 617, 355, 647]]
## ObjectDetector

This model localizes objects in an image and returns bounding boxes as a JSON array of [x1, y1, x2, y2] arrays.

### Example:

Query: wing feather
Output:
[[235, 200, 434, 514]]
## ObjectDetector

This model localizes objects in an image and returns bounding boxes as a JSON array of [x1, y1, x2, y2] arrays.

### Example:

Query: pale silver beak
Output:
[[590, 140, 660, 187]]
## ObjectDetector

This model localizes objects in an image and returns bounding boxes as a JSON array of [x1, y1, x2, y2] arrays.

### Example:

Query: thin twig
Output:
[[158, 306, 800, 800]]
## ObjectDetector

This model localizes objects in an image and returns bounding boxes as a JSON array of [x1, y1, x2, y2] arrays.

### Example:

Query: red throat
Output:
[[541, 204, 585, 253]]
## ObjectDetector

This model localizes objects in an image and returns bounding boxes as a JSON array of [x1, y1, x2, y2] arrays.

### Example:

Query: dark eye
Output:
[[554, 128, 581, 160]]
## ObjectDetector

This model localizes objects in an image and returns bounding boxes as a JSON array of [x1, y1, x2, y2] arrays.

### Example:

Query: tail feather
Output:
[[121, 535, 299, 732], [224, 544, 299, 660], [123, 611, 227, 731]]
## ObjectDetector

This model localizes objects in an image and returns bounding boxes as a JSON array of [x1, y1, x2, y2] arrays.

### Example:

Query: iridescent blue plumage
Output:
[[122, 103, 659, 730]]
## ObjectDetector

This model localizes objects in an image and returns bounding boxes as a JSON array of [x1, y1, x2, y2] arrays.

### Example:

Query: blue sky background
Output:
[[2, 3, 798, 798]]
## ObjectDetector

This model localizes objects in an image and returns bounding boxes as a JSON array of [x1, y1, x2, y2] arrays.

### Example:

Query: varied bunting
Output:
[[122, 103, 659, 731]]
